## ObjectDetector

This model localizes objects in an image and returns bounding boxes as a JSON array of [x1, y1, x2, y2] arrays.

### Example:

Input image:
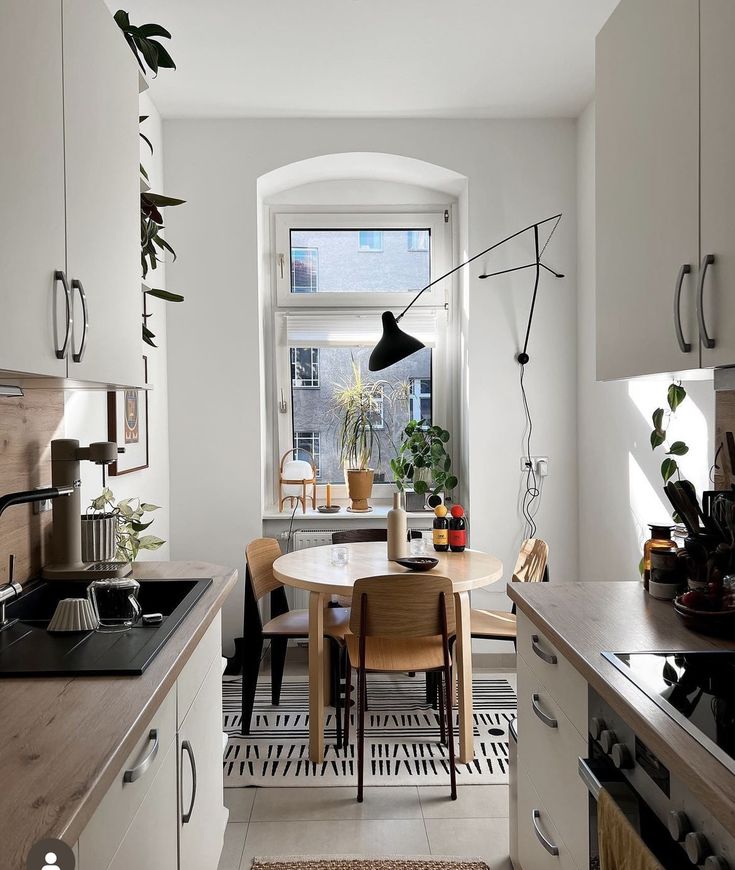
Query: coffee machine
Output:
[[42, 439, 132, 580]]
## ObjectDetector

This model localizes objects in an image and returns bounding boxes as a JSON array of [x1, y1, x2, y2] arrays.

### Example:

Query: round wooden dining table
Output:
[[273, 542, 503, 764]]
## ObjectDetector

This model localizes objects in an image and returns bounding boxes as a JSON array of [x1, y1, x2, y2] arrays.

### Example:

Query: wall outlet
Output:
[[520, 456, 549, 476]]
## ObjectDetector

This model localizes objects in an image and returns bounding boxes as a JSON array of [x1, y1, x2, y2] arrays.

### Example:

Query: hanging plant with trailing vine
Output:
[[115, 12, 186, 348], [650, 381, 689, 484]]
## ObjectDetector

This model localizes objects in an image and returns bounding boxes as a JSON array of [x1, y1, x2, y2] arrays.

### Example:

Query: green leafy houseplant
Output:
[[391, 420, 458, 496], [141, 189, 185, 347], [90, 488, 165, 563], [650, 382, 689, 484], [114, 11, 176, 77]]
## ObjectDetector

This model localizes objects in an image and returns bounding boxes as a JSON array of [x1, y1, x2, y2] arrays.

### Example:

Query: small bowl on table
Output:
[[395, 557, 439, 572], [673, 595, 735, 637]]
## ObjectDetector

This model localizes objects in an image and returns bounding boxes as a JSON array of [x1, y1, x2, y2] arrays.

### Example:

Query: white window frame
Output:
[[294, 430, 321, 478], [407, 230, 429, 252], [274, 212, 449, 310], [269, 207, 455, 506]]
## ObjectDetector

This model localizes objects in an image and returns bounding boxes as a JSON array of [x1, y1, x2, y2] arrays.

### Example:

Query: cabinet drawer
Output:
[[517, 612, 587, 736], [518, 763, 580, 870], [178, 615, 221, 727], [79, 685, 176, 870], [517, 657, 588, 870]]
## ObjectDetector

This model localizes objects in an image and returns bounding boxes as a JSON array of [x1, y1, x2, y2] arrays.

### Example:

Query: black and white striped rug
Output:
[[223, 674, 516, 787]]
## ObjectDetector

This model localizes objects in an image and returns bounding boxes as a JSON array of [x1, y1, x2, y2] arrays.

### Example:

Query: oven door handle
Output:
[[578, 756, 602, 799]]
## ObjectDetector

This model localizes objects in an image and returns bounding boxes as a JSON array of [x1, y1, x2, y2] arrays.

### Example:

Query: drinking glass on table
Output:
[[331, 545, 350, 566]]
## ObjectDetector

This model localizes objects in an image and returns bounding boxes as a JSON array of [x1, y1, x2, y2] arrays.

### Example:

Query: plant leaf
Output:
[[661, 457, 678, 482], [151, 40, 176, 69], [136, 23, 172, 39], [140, 503, 161, 511], [144, 192, 186, 208], [414, 479, 428, 495], [667, 441, 689, 456], [145, 288, 184, 302], [667, 383, 687, 413], [650, 429, 666, 449], [652, 408, 665, 431], [445, 475, 458, 490]]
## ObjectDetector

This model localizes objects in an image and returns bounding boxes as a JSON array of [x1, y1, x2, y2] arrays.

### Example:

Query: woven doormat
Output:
[[250, 859, 489, 870], [224, 674, 516, 787]]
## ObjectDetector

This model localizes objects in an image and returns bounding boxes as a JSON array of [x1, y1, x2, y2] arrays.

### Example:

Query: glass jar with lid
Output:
[[642, 525, 678, 590]]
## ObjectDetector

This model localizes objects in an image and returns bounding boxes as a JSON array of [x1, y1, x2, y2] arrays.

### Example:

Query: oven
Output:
[[579, 744, 691, 869], [582, 689, 735, 870]]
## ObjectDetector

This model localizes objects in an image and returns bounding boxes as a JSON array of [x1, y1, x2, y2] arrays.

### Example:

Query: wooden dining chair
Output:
[[470, 537, 549, 645], [241, 538, 350, 746], [343, 574, 457, 802]]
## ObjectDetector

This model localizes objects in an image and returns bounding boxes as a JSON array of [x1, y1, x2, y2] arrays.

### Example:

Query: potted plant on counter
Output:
[[88, 488, 165, 563], [390, 419, 458, 499], [332, 363, 384, 512]]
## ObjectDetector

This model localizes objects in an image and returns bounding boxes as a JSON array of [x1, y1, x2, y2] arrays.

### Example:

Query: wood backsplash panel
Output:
[[0, 391, 64, 583], [715, 389, 735, 489]]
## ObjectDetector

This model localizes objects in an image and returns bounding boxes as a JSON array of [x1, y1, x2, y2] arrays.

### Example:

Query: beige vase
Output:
[[345, 469, 374, 512]]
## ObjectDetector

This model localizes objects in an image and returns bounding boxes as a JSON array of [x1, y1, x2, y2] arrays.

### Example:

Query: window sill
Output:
[[262, 502, 434, 521]]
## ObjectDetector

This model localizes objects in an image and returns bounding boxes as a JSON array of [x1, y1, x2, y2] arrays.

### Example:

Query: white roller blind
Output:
[[284, 309, 441, 348]]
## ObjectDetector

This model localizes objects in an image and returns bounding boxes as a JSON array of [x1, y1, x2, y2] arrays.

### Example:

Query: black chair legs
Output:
[[270, 637, 288, 705], [241, 634, 263, 735]]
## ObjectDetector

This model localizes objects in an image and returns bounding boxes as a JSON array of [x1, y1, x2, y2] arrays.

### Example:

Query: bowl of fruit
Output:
[[673, 586, 735, 637]]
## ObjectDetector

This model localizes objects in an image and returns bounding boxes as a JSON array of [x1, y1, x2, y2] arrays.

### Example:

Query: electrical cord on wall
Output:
[[285, 500, 299, 553], [520, 363, 540, 538]]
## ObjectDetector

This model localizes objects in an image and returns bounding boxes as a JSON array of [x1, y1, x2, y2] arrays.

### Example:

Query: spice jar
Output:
[[642, 525, 678, 590]]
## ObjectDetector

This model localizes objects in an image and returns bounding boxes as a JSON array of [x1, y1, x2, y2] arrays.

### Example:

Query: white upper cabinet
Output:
[[0, 0, 68, 377], [699, 0, 735, 368], [63, 0, 143, 387], [596, 0, 700, 381], [0, 0, 143, 387]]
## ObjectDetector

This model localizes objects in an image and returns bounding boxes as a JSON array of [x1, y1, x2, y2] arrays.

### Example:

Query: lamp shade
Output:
[[368, 311, 426, 371]]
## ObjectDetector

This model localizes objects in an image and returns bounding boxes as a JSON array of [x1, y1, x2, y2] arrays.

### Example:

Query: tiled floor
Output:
[[218, 784, 512, 870]]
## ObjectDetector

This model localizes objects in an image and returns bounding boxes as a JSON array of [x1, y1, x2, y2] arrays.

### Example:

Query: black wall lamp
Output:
[[368, 213, 564, 371]]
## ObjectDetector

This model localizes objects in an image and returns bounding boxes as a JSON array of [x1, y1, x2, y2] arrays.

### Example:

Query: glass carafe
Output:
[[87, 577, 142, 631]]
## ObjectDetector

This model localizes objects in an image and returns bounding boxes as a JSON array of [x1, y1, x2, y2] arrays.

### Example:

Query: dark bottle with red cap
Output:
[[448, 505, 467, 552]]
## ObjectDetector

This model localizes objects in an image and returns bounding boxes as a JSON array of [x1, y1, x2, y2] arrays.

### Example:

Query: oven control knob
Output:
[[668, 811, 691, 842], [685, 832, 711, 865], [704, 857, 730, 870], [611, 743, 633, 769], [590, 717, 607, 740], [599, 729, 617, 754]]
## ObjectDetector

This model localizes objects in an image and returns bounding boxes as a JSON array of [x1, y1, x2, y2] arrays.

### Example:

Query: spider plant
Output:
[[332, 363, 385, 470]]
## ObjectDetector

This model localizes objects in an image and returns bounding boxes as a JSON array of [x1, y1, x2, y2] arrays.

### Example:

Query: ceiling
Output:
[[110, 0, 618, 119]]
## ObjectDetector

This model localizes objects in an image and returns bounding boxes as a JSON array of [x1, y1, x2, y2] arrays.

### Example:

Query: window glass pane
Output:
[[291, 247, 318, 293], [291, 346, 432, 483], [289, 229, 430, 293], [291, 347, 320, 387], [407, 230, 429, 252], [294, 431, 320, 477]]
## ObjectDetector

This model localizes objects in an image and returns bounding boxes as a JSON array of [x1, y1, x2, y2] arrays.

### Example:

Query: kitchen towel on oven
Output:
[[598, 788, 663, 870]]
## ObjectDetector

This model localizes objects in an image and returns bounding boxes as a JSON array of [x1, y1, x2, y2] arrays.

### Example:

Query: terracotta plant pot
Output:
[[345, 469, 374, 512]]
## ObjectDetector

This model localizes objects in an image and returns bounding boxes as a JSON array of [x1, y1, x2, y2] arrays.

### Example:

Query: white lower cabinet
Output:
[[517, 764, 580, 870], [514, 613, 588, 870], [77, 615, 226, 870], [106, 740, 179, 870], [178, 655, 229, 870]]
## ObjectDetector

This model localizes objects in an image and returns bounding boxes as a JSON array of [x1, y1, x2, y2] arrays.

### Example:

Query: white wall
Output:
[[64, 93, 171, 558], [576, 101, 715, 580], [162, 118, 579, 652]]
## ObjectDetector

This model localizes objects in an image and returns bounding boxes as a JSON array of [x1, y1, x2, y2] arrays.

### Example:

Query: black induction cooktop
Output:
[[603, 650, 735, 775], [0, 577, 212, 676]]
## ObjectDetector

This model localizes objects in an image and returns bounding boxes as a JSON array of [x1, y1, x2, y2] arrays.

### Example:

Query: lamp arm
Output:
[[517, 224, 542, 365], [396, 212, 562, 321]]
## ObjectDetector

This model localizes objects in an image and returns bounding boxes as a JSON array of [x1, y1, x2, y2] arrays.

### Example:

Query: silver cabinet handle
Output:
[[54, 270, 72, 360], [673, 264, 692, 353], [531, 634, 557, 665], [532, 809, 560, 856], [181, 739, 197, 824], [70, 278, 89, 362], [697, 254, 716, 349], [532, 693, 558, 729], [123, 729, 159, 783]]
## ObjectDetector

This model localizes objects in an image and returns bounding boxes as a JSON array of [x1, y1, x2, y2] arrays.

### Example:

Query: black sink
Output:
[[0, 578, 212, 676]]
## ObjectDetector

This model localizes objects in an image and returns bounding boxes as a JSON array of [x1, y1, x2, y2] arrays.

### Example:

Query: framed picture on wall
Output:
[[107, 356, 149, 475]]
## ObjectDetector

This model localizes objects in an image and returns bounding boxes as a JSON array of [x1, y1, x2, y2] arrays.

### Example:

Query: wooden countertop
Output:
[[0, 560, 237, 870], [508, 580, 735, 833]]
